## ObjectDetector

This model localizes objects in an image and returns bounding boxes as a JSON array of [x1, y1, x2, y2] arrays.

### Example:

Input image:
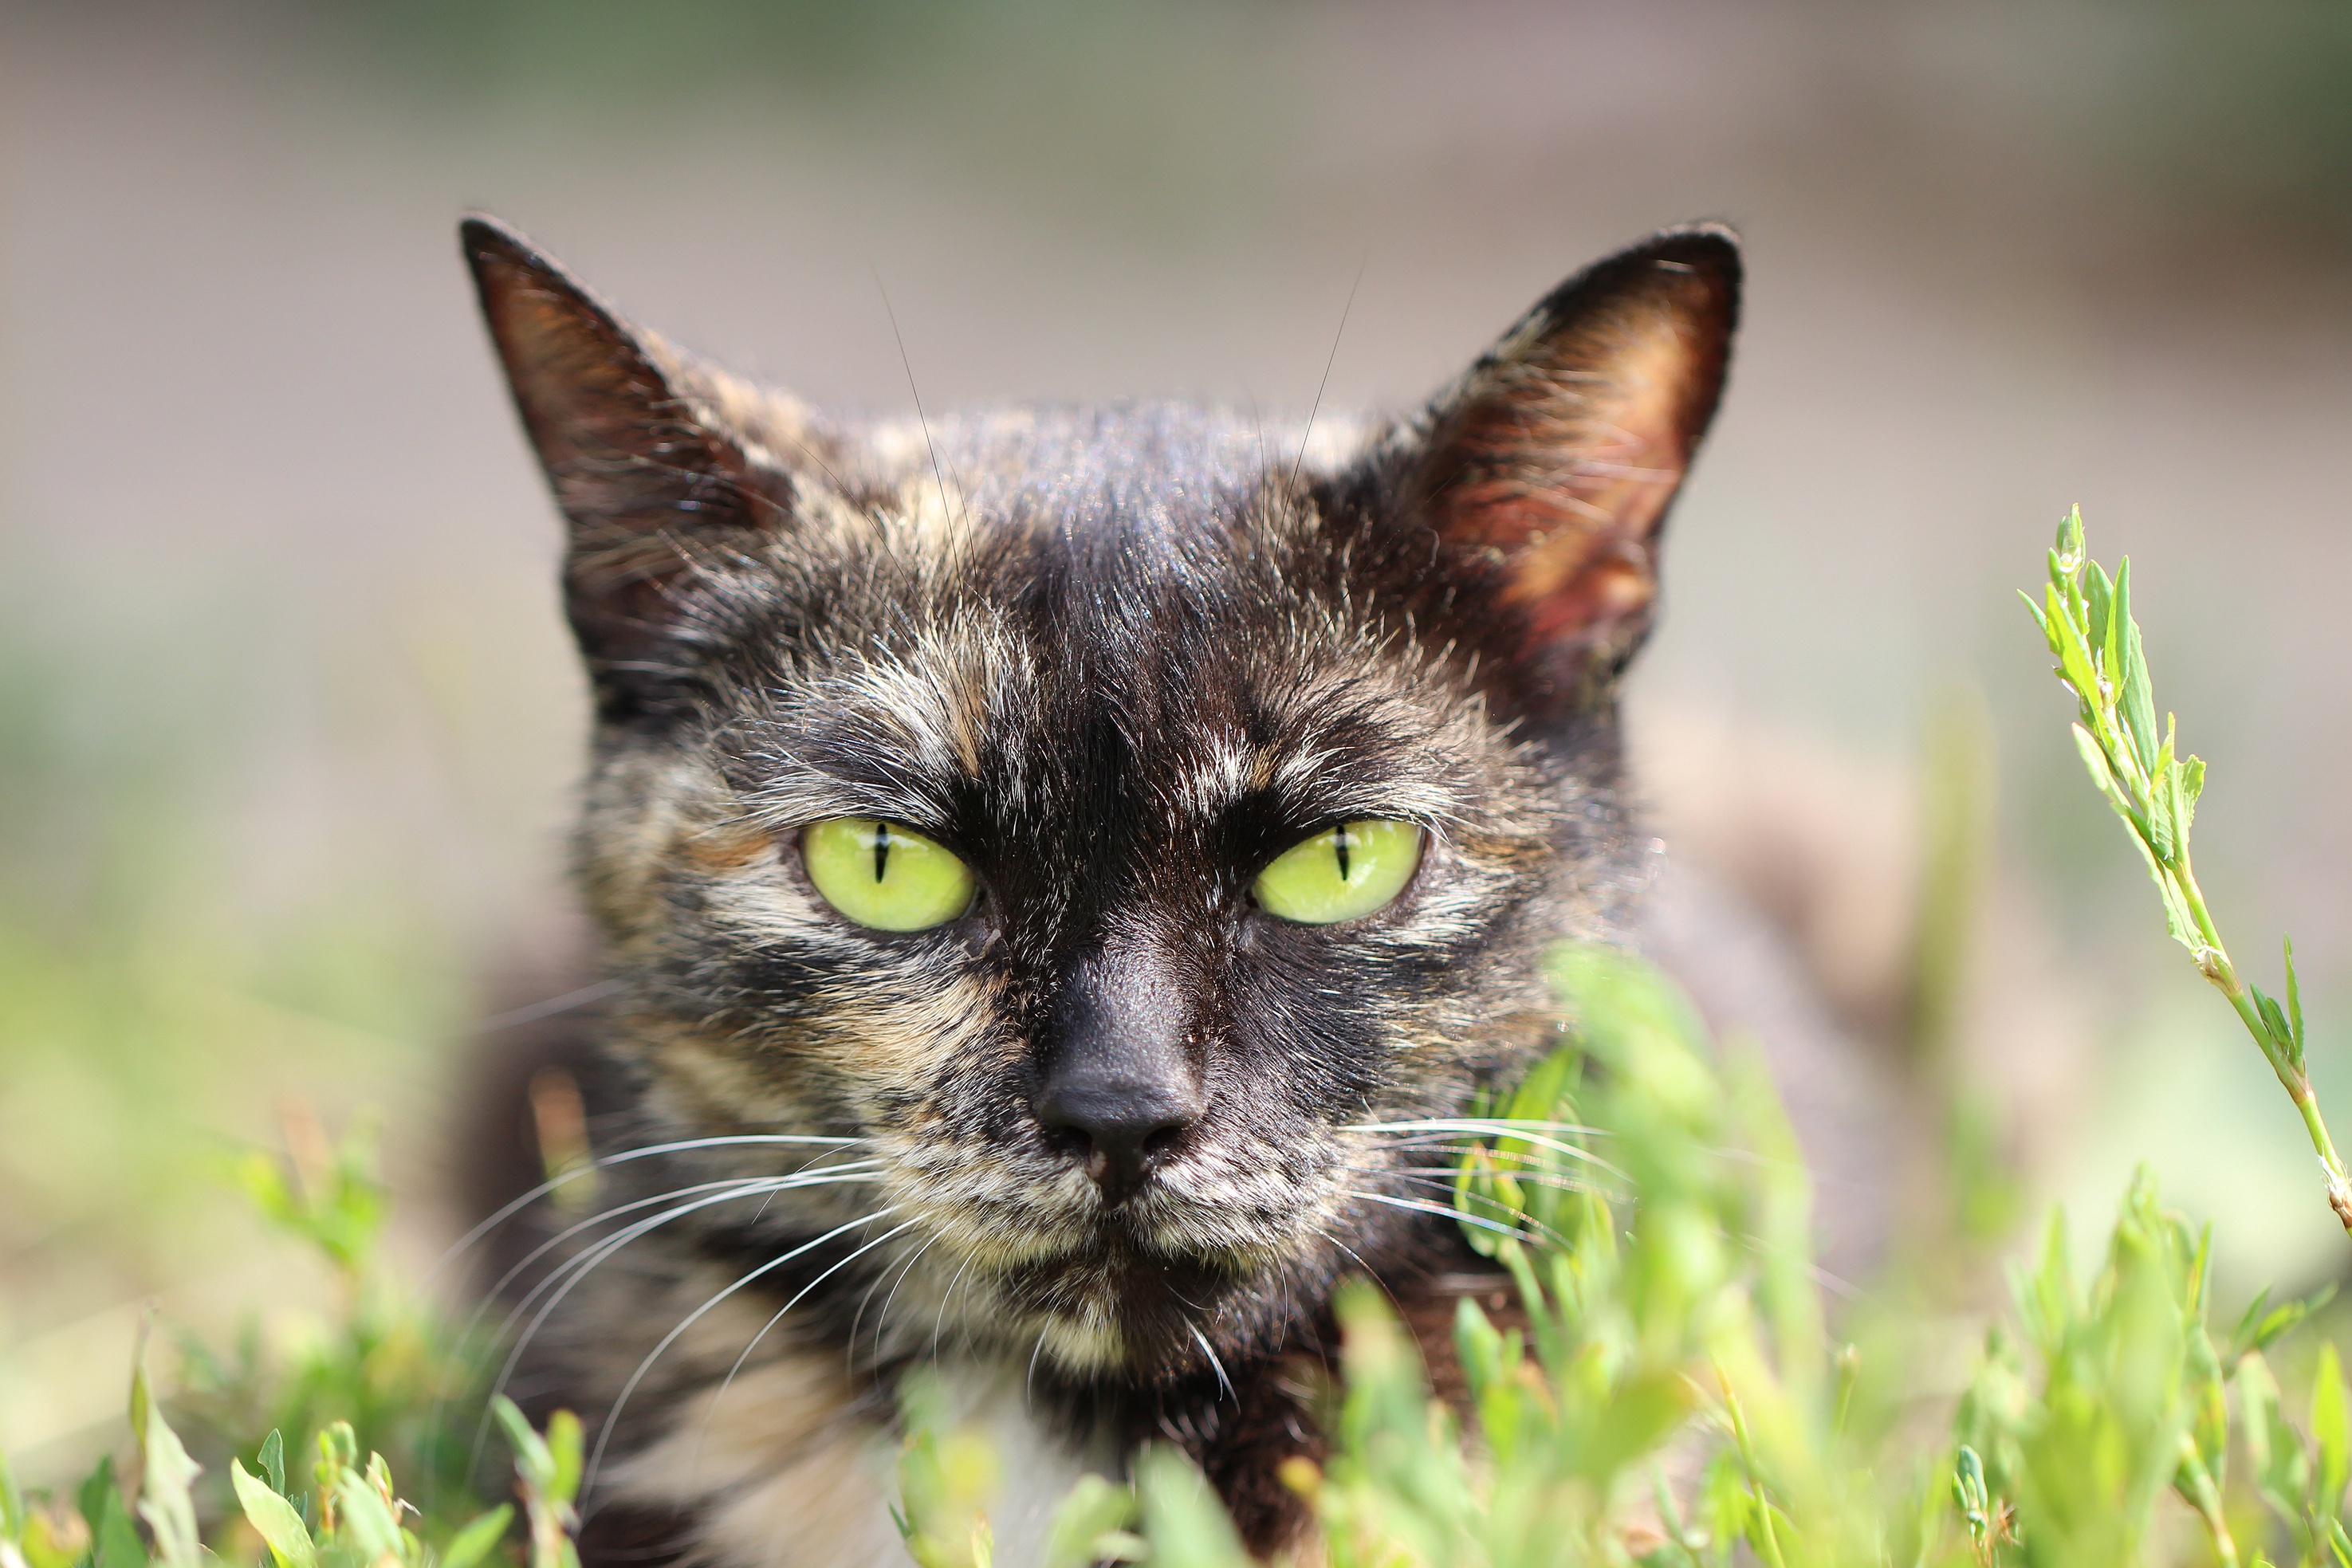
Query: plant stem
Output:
[[1717, 1365, 1791, 1568], [2174, 1434, 2240, 1568], [2034, 510, 2352, 1237], [2171, 862, 2352, 1225]]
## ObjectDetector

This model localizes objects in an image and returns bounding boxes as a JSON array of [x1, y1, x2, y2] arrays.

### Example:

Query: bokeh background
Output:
[[4, 0, 2348, 1482]]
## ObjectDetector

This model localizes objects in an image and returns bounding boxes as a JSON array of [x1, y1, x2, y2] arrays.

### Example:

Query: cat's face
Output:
[[465, 220, 1737, 1380]]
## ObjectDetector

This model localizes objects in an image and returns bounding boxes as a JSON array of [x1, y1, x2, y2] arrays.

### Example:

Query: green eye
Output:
[[802, 818, 975, 931], [1253, 819, 1424, 925]]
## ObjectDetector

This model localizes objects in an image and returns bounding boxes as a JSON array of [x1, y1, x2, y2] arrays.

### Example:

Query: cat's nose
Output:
[[1036, 1073, 1202, 1205], [1036, 941, 1205, 1205]]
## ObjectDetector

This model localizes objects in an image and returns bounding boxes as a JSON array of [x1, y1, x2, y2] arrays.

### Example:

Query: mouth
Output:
[[970, 1192, 1342, 1380], [995, 1242, 1249, 1374]]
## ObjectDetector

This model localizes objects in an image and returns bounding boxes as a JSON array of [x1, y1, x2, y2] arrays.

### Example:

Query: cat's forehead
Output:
[[724, 415, 1502, 843], [907, 403, 1343, 527]]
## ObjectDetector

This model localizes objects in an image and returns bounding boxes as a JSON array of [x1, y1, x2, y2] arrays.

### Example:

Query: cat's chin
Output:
[[991, 1235, 1297, 1381]]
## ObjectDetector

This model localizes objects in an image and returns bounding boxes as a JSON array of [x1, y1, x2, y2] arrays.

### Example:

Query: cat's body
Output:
[[458, 218, 1743, 1564]]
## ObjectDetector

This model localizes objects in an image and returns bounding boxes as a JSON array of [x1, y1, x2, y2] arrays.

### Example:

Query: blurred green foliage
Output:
[[884, 944, 2352, 1566]]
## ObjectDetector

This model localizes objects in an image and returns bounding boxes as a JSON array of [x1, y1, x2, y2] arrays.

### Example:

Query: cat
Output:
[[457, 213, 1740, 1566]]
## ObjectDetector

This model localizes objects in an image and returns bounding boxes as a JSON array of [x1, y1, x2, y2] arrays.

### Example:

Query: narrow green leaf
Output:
[[1042, 1477, 1137, 1568], [2054, 589, 2102, 704], [134, 1382, 202, 1568], [2243, 1287, 2334, 1360], [2229, 1287, 2277, 1360], [258, 1430, 286, 1499], [2315, 1340, 2350, 1507], [491, 1396, 552, 1485], [439, 1507, 515, 1568], [2020, 587, 2052, 643], [333, 1474, 402, 1564], [2072, 723, 2119, 802], [2256, 988, 2292, 1056], [1134, 1447, 1251, 1568], [77, 1463, 144, 1568], [2148, 733, 2178, 864], [545, 1409, 584, 1511], [2122, 615, 2159, 780], [230, 1461, 316, 1568], [2086, 558, 2114, 668], [2287, 935, 2307, 1059], [77, 1456, 116, 1539]]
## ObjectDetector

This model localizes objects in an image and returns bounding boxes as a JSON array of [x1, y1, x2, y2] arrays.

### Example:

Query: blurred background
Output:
[[2, 0, 2347, 1483]]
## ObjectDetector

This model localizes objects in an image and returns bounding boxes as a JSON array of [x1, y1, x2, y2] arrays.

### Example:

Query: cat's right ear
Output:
[[462, 214, 789, 713]]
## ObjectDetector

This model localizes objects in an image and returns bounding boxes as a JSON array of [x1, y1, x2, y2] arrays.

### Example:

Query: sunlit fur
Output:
[[462, 218, 1738, 1562]]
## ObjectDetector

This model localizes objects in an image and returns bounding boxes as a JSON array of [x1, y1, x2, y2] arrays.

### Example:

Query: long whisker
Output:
[[482, 1167, 883, 1379], [1349, 1129, 1626, 1187], [1338, 1187, 1544, 1244], [1025, 1324, 1051, 1407], [432, 1169, 870, 1464], [690, 1220, 938, 1480], [867, 1227, 941, 1365], [466, 1171, 886, 1468], [582, 1209, 921, 1507], [930, 1249, 981, 1363], [468, 979, 624, 1035], [1288, 253, 1366, 493], [1318, 1229, 1399, 1317], [1355, 1119, 1817, 1184], [491, 1160, 887, 1325], [1331, 1161, 1610, 1197], [871, 266, 963, 532], [466, 1184, 786, 1472], [428, 1133, 869, 1287], [1728, 1227, 1862, 1303], [1345, 1120, 1611, 1157], [1187, 1322, 1235, 1404]]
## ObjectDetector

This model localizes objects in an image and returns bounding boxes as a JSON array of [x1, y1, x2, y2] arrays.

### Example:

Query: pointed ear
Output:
[[461, 214, 790, 713], [1399, 224, 1739, 709]]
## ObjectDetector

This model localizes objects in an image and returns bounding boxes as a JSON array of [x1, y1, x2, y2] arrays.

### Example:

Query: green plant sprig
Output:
[[2024, 505, 2352, 1234]]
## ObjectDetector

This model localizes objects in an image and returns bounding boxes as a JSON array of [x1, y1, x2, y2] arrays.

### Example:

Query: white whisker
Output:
[[1331, 1161, 1607, 1198], [428, 1133, 870, 1287], [466, 1169, 887, 1468], [1345, 1119, 1611, 1162], [1338, 1187, 1537, 1243], [867, 1228, 941, 1363], [432, 1170, 870, 1463], [1025, 1324, 1051, 1407], [1188, 1322, 1235, 1404], [930, 1249, 981, 1362], [584, 1209, 922, 1507]]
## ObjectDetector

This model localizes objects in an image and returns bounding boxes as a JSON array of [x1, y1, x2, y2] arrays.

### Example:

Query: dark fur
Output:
[[458, 217, 1736, 1561]]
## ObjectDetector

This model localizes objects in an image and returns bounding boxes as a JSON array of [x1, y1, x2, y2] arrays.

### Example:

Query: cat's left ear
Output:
[[1382, 224, 1740, 709]]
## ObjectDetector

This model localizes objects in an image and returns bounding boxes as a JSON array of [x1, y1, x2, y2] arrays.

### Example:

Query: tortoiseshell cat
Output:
[[460, 215, 1739, 1565]]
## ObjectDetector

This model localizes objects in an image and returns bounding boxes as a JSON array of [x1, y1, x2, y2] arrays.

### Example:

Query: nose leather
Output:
[[1036, 938, 1205, 1204]]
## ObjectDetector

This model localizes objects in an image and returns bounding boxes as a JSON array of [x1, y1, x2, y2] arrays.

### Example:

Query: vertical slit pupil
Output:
[[1334, 823, 1353, 882], [873, 820, 892, 882]]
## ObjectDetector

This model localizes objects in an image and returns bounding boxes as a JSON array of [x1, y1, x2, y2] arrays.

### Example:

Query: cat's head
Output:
[[464, 218, 1736, 1379]]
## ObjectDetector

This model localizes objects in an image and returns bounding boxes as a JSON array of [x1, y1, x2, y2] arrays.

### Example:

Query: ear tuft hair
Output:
[[461, 214, 786, 715], [1398, 223, 1740, 712]]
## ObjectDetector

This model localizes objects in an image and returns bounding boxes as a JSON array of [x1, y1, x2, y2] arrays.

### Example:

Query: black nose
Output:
[[1036, 941, 1205, 1204], [1036, 1075, 1200, 1204]]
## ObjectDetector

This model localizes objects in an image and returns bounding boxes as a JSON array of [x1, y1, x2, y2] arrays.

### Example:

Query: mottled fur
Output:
[[459, 218, 1738, 1563]]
